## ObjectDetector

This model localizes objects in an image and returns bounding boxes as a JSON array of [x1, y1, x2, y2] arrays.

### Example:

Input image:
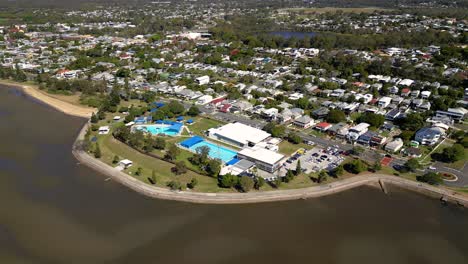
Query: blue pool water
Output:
[[134, 124, 180, 136], [188, 141, 237, 163]]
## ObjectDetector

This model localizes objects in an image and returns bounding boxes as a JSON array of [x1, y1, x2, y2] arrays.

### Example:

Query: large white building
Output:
[[237, 146, 285, 173], [208, 122, 271, 148]]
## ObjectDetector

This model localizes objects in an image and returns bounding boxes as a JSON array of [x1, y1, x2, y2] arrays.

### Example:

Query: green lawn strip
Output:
[[96, 134, 225, 193]]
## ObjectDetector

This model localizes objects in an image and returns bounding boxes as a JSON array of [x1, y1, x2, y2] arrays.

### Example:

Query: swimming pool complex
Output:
[[133, 124, 181, 136], [188, 140, 237, 163]]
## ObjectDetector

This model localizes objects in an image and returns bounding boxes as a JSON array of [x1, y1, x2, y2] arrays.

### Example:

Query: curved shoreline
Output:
[[0, 81, 96, 118], [5, 82, 467, 205], [72, 122, 468, 205]]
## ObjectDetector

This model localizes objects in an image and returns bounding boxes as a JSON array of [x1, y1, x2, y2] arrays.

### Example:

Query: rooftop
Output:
[[209, 122, 270, 145], [238, 147, 284, 165]]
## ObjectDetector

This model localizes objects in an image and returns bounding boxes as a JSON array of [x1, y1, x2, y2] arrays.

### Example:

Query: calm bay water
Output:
[[0, 85, 467, 264]]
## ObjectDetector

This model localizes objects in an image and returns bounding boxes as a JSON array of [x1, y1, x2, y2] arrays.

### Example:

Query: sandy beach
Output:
[[0, 80, 96, 118]]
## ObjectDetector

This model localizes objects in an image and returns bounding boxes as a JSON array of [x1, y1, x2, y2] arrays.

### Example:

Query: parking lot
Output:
[[283, 147, 345, 174]]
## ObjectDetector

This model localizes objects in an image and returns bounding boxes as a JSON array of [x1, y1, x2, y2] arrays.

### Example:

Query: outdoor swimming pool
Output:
[[188, 140, 237, 163], [133, 124, 181, 136]]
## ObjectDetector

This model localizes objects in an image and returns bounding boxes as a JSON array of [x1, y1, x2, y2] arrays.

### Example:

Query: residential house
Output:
[[414, 126, 445, 145], [385, 138, 404, 153], [315, 122, 332, 132], [293, 115, 315, 129]]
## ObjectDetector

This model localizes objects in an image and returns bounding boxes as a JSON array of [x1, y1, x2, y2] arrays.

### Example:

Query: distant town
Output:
[[1, 0, 466, 194]]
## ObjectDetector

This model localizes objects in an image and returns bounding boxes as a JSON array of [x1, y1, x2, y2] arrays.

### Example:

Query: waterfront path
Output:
[[73, 147, 468, 205]]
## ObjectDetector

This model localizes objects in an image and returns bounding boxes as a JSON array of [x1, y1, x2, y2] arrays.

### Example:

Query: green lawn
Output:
[[94, 133, 225, 193], [187, 117, 225, 135], [279, 141, 312, 156]]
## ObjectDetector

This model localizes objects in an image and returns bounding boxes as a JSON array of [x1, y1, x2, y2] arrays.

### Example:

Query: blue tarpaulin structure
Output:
[[186, 119, 193, 124], [168, 123, 183, 131], [176, 116, 184, 121], [180, 136, 204, 148], [226, 158, 239, 166]]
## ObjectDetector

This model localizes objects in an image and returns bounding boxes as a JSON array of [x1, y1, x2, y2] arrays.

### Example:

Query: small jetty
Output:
[[379, 179, 388, 194]]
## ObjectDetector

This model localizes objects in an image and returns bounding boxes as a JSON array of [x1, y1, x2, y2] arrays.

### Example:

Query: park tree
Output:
[[151, 169, 157, 184], [113, 126, 131, 142], [94, 143, 102, 158], [206, 160, 221, 177], [330, 165, 344, 178], [187, 105, 200, 116], [112, 155, 119, 164], [171, 161, 187, 175], [196, 146, 210, 165], [254, 177, 265, 190], [344, 159, 367, 174], [218, 174, 238, 188], [404, 158, 420, 172], [167, 180, 182, 191], [143, 135, 155, 152], [128, 130, 145, 149], [263, 122, 286, 138], [167, 100, 185, 115], [284, 169, 295, 183], [187, 178, 198, 189], [90, 112, 98, 123], [437, 144, 465, 163], [295, 159, 302, 175], [135, 167, 143, 176], [239, 176, 254, 192], [370, 161, 382, 172], [154, 137, 166, 150], [288, 132, 302, 144], [164, 143, 180, 161], [326, 109, 346, 123], [317, 170, 328, 183], [417, 172, 442, 185], [97, 110, 106, 120]]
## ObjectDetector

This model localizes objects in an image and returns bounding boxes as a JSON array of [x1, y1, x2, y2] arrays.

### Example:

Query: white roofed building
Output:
[[208, 122, 271, 148], [237, 147, 285, 173]]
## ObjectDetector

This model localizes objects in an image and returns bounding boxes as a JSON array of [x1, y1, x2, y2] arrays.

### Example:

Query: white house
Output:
[[385, 138, 404, 153], [378, 97, 392, 108], [195, 75, 210, 85]]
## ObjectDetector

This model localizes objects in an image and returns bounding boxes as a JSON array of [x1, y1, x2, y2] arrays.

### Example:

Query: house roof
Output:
[[316, 122, 332, 129]]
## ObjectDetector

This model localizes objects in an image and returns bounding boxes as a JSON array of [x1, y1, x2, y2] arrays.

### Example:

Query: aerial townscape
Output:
[[2, 0, 468, 262], [0, 0, 467, 199]]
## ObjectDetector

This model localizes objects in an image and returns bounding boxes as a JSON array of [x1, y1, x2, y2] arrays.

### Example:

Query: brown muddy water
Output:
[[0, 85, 467, 264]]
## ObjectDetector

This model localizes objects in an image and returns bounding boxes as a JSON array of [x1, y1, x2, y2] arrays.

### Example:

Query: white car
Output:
[[428, 166, 436, 170]]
